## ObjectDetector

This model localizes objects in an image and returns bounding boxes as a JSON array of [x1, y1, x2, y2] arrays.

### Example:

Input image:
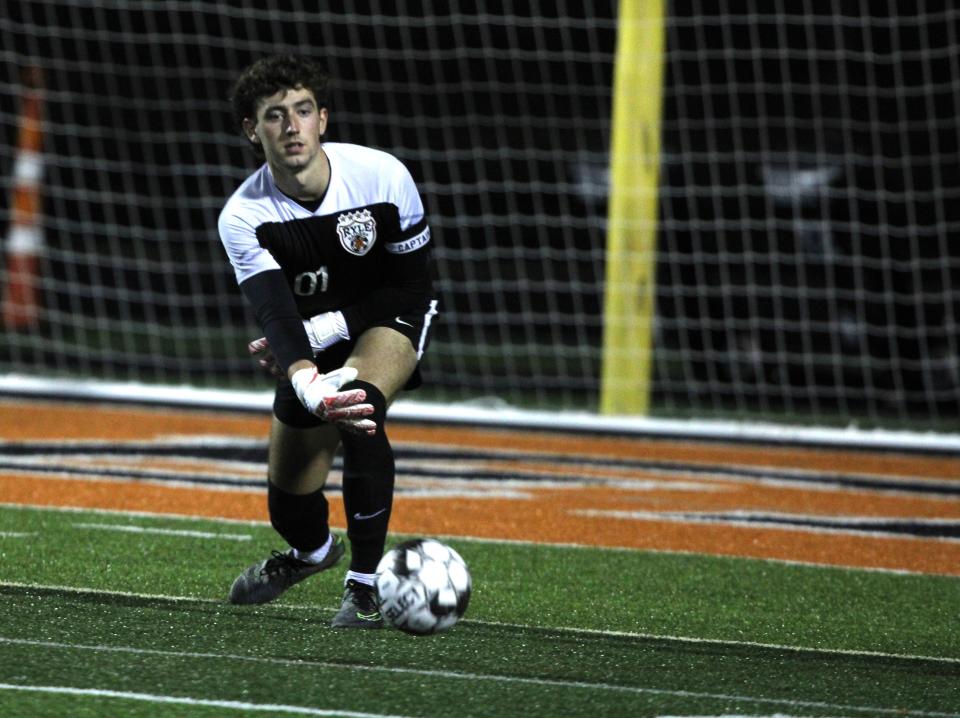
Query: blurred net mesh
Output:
[[0, 2, 958, 429], [656, 3, 960, 426]]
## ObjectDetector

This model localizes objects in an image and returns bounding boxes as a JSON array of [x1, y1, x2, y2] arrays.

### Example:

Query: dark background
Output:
[[1, 1, 958, 427]]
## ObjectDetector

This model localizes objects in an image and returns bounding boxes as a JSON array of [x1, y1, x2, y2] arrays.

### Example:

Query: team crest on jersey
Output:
[[336, 209, 377, 256]]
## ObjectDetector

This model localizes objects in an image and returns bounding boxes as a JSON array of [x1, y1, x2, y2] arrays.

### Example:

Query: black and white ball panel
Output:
[[375, 538, 472, 635]]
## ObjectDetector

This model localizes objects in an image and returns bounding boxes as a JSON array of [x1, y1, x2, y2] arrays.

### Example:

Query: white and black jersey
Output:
[[218, 142, 436, 371]]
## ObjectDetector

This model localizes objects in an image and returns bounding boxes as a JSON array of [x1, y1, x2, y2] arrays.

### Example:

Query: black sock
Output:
[[338, 380, 394, 574], [267, 482, 330, 553]]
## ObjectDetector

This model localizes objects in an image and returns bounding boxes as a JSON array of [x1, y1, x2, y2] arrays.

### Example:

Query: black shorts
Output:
[[273, 298, 439, 428]]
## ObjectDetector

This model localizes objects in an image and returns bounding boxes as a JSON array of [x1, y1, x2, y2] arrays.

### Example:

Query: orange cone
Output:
[[3, 66, 45, 330]]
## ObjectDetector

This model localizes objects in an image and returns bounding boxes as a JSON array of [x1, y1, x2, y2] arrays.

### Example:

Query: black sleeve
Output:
[[339, 229, 434, 335], [240, 269, 313, 373]]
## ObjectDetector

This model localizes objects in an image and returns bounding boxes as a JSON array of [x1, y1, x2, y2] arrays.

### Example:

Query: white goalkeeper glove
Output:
[[303, 311, 350, 352], [289, 366, 377, 436]]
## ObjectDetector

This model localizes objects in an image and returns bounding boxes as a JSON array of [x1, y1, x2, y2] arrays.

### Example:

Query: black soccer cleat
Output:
[[330, 579, 384, 629], [228, 534, 345, 605]]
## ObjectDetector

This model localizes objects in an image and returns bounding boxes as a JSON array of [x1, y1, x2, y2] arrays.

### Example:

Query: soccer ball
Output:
[[375, 538, 471, 635]]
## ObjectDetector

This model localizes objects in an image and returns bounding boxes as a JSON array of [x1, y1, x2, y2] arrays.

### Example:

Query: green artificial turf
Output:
[[0, 504, 957, 717]]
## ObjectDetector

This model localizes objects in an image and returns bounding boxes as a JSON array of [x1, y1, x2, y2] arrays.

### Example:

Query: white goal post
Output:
[[0, 2, 958, 437]]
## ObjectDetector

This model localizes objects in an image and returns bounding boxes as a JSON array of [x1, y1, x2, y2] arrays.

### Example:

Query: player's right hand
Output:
[[248, 337, 283, 377], [289, 366, 377, 435]]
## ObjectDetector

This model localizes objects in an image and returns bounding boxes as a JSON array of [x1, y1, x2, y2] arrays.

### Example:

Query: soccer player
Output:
[[218, 54, 438, 628]]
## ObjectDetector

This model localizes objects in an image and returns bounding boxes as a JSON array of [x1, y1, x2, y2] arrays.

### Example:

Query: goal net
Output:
[[653, 2, 960, 429], [0, 2, 957, 432]]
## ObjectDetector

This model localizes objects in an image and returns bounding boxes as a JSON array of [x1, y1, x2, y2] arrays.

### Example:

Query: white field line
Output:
[[71, 523, 252, 541], [471, 617, 960, 666], [1, 580, 958, 667], [0, 500, 951, 577], [0, 531, 34, 538], [0, 683, 411, 718], [0, 638, 956, 718], [0, 581, 222, 605]]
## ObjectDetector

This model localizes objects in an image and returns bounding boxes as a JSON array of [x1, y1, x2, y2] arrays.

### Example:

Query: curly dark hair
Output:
[[229, 55, 330, 155]]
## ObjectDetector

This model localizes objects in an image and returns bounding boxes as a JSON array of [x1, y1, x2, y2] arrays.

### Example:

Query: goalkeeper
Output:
[[217, 54, 438, 629]]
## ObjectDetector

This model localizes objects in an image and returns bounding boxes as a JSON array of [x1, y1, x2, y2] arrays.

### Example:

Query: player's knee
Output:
[[339, 379, 387, 438]]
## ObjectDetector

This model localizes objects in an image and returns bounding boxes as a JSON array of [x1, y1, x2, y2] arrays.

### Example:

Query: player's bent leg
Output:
[[266, 417, 342, 553], [341, 326, 420, 400], [267, 416, 341, 495], [331, 380, 390, 628], [229, 419, 345, 605], [228, 535, 346, 605], [331, 327, 417, 628], [338, 381, 392, 572]]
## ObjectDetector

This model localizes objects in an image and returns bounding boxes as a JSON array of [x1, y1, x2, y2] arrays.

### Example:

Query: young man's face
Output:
[[244, 86, 328, 174]]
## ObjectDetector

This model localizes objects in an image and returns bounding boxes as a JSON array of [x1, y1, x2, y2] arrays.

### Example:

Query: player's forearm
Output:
[[240, 270, 314, 374], [287, 358, 315, 381]]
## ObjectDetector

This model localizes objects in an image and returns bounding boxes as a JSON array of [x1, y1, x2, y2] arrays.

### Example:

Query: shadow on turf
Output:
[[3, 583, 957, 681]]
